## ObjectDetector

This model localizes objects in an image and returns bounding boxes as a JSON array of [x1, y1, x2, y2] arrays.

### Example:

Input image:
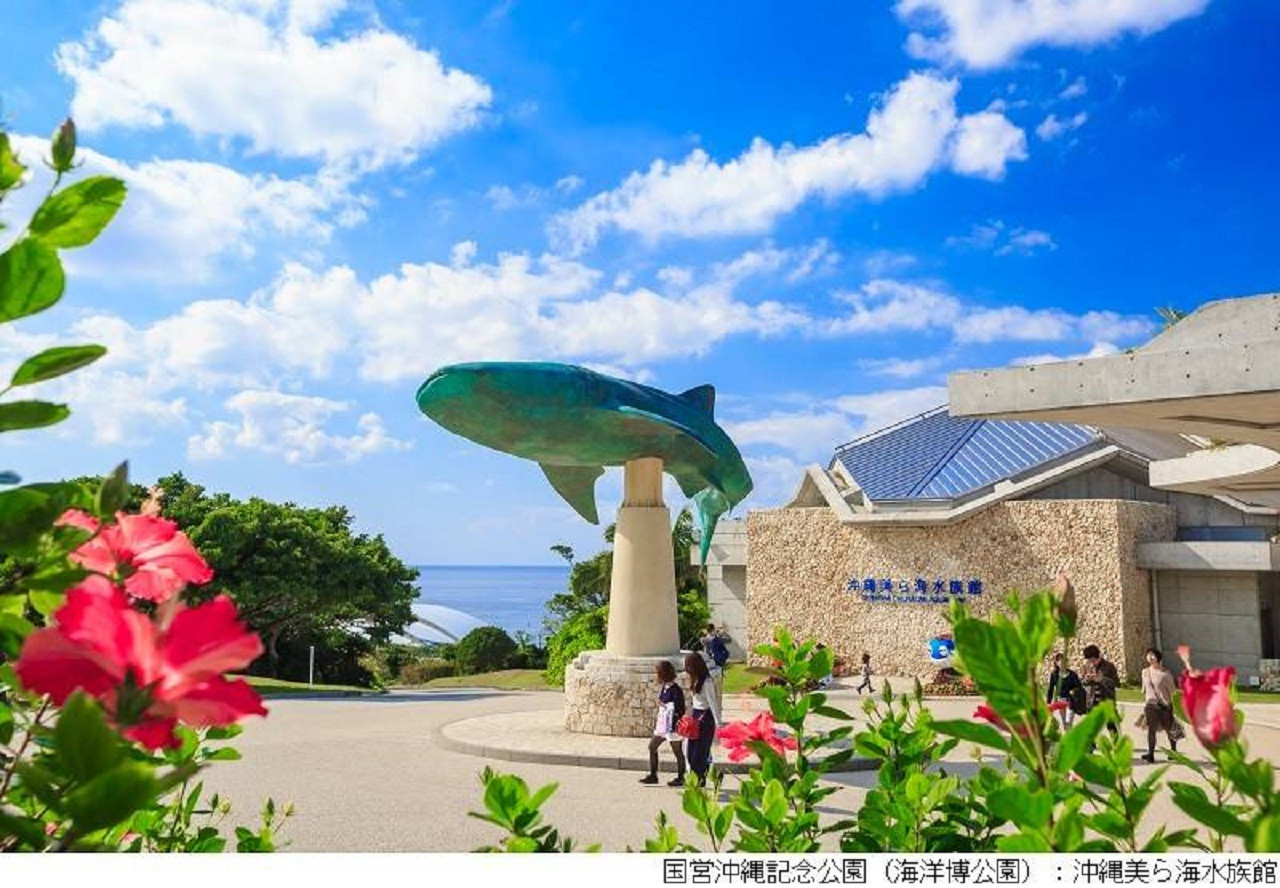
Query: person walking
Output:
[[640, 660, 687, 786], [856, 652, 874, 694], [1081, 644, 1120, 738], [683, 652, 721, 785], [1046, 652, 1084, 729], [1139, 648, 1183, 763]]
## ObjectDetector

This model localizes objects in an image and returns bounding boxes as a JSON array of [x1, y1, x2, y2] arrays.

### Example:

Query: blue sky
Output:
[[3, 0, 1277, 564]]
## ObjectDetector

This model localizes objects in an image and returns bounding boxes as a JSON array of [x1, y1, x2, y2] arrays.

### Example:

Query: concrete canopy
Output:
[[948, 294, 1280, 508]]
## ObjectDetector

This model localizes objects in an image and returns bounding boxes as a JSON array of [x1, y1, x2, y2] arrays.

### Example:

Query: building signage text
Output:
[[845, 576, 984, 604]]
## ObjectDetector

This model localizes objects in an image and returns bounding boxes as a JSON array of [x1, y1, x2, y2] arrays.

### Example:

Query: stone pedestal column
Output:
[[565, 458, 684, 736], [604, 457, 679, 656]]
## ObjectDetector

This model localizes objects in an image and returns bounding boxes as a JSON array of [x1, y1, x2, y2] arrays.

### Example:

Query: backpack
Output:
[[708, 635, 730, 669], [1069, 685, 1088, 716]]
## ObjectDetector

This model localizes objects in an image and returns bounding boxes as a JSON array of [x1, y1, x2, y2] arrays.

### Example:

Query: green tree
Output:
[[455, 626, 518, 675], [541, 508, 710, 685], [151, 472, 418, 680]]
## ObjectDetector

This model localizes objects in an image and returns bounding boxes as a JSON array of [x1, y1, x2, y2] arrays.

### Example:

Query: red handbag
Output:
[[676, 713, 700, 740]]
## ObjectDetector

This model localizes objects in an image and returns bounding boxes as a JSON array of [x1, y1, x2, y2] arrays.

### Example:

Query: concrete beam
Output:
[[1137, 541, 1280, 571]]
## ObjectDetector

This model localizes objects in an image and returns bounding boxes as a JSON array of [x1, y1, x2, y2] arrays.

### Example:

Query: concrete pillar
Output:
[[605, 457, 679, 656]]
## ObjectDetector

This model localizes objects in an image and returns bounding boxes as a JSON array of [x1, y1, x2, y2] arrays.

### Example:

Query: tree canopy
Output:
[[150, 473, 418, 677]]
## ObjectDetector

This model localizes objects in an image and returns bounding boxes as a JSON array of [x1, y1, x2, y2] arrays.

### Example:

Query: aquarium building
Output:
[[706, 296, 1280, 682]]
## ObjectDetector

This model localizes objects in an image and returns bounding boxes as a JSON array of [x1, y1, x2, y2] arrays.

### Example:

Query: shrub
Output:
[[543, 607, 607, 686], [398, 658, 456, 685], [455, 626, 518, 675]]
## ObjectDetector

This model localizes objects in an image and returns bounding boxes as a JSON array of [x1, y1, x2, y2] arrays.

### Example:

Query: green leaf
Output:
[[1054, 704, 1109, 775], [0, 812, 47, 850], [0, 400, 70, 432], [0, 133, 26, 191], [11, 344, 107, 387], [931, 718, 1009, 752], [0, 704, 13, 746], [96, 461, 130, 516], [762, 779, 788, 825], [0, 612, 36, 655], [988, 786, 1052, 828], [996, 831, 1052, 852], [199, 746, 240, 763], [55, 693, 126, 783], [29, 176, 127, 249], [1169, 782, 1251, 838], [204, 724, 244, 741], [0, 239, 65, 322], [63, 763, 159, 834]]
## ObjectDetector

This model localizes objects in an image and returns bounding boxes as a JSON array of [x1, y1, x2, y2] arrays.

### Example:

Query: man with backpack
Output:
[[701, 623, 731, 670]]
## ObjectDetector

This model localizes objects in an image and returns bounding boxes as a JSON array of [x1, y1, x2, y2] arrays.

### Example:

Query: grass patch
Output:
[[244, 675, 374, 696], [1116, 687, 1280, 706], [414, 669, 555, 691], [723, 663, 773, 695]]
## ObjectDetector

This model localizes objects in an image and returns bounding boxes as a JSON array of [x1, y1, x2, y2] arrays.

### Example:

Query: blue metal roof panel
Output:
[[834, 408, 1101, 502], [833, 408, 979, 500], [918, 419, 1098, 498]]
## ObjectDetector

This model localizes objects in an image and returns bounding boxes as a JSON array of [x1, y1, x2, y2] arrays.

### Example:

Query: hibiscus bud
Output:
[[1180, 665, 1239, 748], [1053, 571, 1077, 632], [50, 118, 76, 174]]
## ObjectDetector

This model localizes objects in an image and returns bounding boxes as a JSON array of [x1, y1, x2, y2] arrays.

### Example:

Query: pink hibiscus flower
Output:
[[1179, 660, 1238, 748], [715, 712, 799, 763], [15, 575, 266, 749], [57, 509, 213, 603]]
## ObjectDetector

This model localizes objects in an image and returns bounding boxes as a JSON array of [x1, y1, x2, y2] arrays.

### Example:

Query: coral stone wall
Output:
[[746, 501, 1176, 681]]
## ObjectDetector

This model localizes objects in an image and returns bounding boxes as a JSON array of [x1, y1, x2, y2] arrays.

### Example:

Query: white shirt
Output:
[[690, 670, 722, 724]]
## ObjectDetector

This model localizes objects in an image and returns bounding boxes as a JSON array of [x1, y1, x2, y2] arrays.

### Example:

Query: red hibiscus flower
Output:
[[1179, 661, 1238, 748], [1048, 699, 1069, 713], [974, 702, 1033, 738], [15, 575, 266, 749], [715, 711, 799, 763], [57, 509, 213, 603]]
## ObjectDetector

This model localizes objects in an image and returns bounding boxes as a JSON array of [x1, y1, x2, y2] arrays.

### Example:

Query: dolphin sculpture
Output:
[[416, 361, 752, 563]]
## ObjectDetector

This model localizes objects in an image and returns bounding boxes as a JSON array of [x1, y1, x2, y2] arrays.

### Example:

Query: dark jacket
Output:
[[1047, 666, 1083, 701], [659, 682, 686, 719], [1082, 658, 1119, 707]]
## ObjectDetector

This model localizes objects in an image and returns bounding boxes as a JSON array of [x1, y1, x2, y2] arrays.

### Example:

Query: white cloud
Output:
[[818, 279, 1152, 346], [553, 72, 1026, 251], [554, 175, 585, 194], [857, 356, 946, 379], [1060, 76, 1088, 100], [726, 385, 947, 461], [949, 110, 1028, 179], [897, 0, 1211, 70], [1013, 341, 1121, 366], [57, 0, 492, 170], [823, 280, 962, 336], [1036, 111, 1089, 141], [946, 220, 1056, 256], [997, 228, 1056, 256], [188, 389, 410, 464], [862, 249, 918, 277], [6, 135, 360, 283]]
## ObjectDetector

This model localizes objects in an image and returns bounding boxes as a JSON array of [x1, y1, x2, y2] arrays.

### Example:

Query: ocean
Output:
[[409, 564, 570, 644]]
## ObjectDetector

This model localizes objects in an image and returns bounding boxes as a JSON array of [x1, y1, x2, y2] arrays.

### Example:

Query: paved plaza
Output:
[[202, 684, 1280, 852]]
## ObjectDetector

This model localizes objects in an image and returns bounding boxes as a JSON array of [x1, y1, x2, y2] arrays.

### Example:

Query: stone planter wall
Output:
[[564, 651, 724, 737], [746, 500, 1177, 682]]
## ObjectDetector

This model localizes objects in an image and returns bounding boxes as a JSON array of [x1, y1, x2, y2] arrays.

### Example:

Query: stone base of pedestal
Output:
[[1261, 659, 1280, 692], [564, 651, 685, 737]]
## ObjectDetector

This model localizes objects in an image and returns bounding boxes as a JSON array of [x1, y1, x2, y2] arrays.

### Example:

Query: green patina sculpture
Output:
[[416, 361, 753, 562]]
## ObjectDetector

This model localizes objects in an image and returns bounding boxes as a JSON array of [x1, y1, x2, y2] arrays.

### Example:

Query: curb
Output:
[[432, 723, 877, 775]]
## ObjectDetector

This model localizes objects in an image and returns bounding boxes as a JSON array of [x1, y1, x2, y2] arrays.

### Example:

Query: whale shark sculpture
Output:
[[416, 361, 752, 563]]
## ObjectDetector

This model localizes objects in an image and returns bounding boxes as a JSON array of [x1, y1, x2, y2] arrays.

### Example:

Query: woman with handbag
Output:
[[1139, 647, 1183, 763], [682, 652, 721, 785], [640, 660, 687, 786]]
